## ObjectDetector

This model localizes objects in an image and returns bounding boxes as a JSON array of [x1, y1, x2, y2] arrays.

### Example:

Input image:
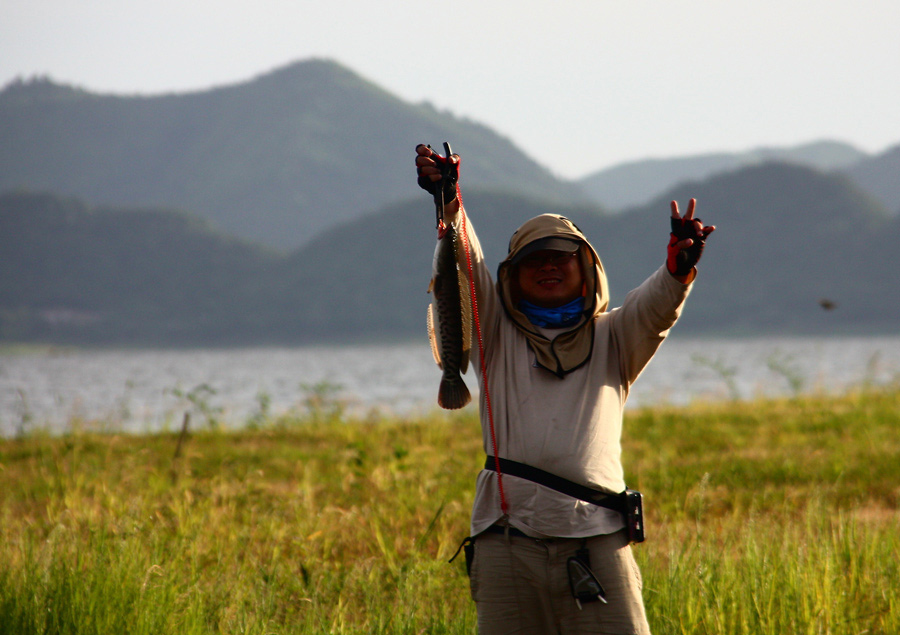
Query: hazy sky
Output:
[[4, 1, 899, 178]]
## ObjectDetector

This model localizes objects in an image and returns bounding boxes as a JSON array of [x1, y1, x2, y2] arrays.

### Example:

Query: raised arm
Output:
[[612, 198, 716, 384]]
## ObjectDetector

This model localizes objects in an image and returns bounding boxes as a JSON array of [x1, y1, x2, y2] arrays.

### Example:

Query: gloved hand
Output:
[[415, 144, 460, 204], [667, 199, 715, 277]]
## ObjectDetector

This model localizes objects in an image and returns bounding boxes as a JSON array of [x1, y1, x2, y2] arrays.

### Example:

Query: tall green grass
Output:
[[1, 388, 898, 634]]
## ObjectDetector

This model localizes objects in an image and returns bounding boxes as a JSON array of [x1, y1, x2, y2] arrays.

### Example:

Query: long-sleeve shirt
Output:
[[451, 208, 693, 539]]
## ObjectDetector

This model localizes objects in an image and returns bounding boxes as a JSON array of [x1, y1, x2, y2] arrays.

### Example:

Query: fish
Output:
[[427, 223, 472, 409]]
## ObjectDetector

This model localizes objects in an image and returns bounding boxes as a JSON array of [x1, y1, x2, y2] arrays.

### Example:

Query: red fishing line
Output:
[[457, 187, 508, 515]]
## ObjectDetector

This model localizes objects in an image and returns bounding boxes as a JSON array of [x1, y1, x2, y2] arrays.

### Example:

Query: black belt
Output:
[[481, 524, 613, 542], [483, 456, 626, 514], [481, 524, 533, 539]]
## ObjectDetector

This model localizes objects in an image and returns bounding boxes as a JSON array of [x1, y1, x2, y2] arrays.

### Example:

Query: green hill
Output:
[[0, 60, 588, 251], [2, 161, 897, 346], [576, 141, 868, 212], [583, 163, 898, 335], [844, 144, 900, 215], [279, 161, 900, 340], [0, 192, 286, 345]]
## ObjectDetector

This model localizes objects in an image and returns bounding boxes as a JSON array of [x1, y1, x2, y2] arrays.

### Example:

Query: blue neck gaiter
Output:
[[518, 296, 586, 328]]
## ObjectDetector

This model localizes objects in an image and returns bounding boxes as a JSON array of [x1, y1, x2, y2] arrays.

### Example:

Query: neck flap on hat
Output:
[[497, 214, 609, 377]]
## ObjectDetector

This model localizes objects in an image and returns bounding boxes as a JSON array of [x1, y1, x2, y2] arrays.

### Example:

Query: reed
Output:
[[1, 388, 898, 634]]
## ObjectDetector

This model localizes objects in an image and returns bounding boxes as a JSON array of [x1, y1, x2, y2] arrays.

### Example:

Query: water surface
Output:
[[2, 336, 898, 436]]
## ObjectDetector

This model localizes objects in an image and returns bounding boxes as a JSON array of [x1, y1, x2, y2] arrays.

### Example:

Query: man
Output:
[[415, 144, 714, 634]]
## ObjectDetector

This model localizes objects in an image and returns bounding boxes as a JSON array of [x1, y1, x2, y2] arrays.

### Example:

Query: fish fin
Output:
[[456, 266, 473, 374], [426, 304, 443, 368], [438, 377, 472, 410], [460, 349, 470, 375]]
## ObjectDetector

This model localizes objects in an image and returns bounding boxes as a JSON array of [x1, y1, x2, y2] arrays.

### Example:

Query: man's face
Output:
[[516, 249, 584, 308]]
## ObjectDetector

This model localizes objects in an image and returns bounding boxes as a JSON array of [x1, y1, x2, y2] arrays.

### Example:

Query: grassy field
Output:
[[1, 387, 898, 634]]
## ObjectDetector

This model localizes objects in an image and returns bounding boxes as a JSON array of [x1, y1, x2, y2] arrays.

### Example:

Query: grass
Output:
[[1, 388, 898, 634]]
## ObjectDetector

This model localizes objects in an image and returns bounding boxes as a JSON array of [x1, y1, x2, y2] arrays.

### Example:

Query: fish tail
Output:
[[438, 376, 472, 410]]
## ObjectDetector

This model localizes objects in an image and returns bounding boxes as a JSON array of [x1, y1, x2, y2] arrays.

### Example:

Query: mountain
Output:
[[587, 163, 898, 335], [2, 161, 898, 346], [577, 141, 868, 212], [277, 190, 608, 340], [300, 162, 899, 339], [0, 192, 285, 345], [5, 56, 896, 255], [843, 144, 900, 215], [0, 59, 589, 251]]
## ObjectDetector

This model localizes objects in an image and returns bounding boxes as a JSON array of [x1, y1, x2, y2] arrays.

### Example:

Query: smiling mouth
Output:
[[538, 278, 562, 287]]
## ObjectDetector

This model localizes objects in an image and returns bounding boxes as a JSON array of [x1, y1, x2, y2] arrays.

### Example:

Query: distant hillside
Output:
[[585, 163, 898, 335], [277, 190, 608, 340], [5, 57, 896, 255], [578, 141, 869, 212], [273, 161, 900, 340], [0, 192, 285, 345], [844, 144, 900, 215], [0, 59, 589, 251], [2, 163, 897, 346]]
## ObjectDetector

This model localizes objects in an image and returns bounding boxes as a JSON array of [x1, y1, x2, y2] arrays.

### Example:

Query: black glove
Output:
[[416, 144, 459, 205], [667, 216, 711, 276]]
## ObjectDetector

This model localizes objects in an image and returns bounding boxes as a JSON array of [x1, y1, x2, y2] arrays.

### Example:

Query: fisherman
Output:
[[415, 143, 715, 635]]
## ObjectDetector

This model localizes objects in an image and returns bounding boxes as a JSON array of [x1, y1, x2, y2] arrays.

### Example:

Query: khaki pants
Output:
[[469, 529, 651, 635]]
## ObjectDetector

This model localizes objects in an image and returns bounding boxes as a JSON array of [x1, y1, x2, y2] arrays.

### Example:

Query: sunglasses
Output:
[[519, 251, 579, 270]]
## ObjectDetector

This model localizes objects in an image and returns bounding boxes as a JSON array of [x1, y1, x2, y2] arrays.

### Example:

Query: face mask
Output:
[[518, 296, 585, 328]]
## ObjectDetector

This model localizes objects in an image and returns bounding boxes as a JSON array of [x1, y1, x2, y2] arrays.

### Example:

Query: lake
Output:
[[2, 336, 899, 437]]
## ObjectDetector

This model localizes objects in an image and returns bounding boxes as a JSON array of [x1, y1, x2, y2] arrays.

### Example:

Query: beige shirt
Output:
[[451, 209, 693, 539]]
